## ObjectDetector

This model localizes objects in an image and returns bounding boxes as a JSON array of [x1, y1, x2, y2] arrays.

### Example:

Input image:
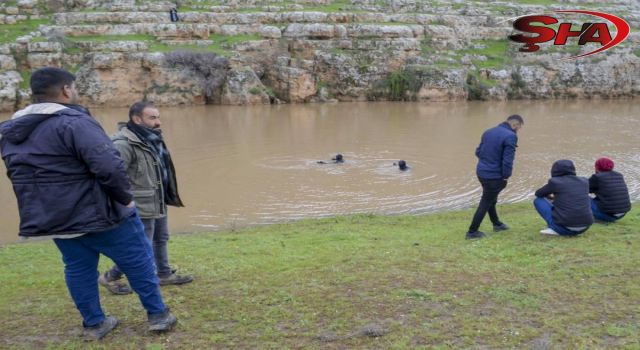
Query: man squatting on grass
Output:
[[466, 115, 524, 240], [588, 157, 631, 223], [99, 101, 193, 295], [534, 159, 594, 236], [0, 67, 177, 340]]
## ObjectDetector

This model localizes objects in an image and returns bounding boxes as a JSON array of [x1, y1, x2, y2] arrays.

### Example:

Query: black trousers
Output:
[[468, 178, 508, 232]]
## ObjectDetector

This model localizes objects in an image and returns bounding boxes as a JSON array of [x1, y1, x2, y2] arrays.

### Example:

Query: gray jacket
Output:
[[111, 123, 182, 218]]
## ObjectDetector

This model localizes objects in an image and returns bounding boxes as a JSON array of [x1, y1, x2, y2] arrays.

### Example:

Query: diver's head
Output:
[[334, 154, 344, 163], [398, 160, 407, 170]]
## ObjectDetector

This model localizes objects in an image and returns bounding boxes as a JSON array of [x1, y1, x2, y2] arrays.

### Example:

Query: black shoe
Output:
[[465, 231, 486, 240], [98, 272, 133, 295], [148, 308, 178, 332], [159, 271, 194, 286], [493, 223, 509, 232], [83, 316, 118, 341]]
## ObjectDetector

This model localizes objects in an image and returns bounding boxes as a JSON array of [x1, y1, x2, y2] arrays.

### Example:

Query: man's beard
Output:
[[147, 125, 162, 133]]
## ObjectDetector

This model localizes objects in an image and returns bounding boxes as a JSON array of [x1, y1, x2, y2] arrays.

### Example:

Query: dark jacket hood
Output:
[[0, 103, 83, 144], [552, 159, 576, 177]]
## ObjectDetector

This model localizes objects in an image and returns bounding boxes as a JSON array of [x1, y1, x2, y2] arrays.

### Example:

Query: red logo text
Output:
[[508, 10, 630, 59]]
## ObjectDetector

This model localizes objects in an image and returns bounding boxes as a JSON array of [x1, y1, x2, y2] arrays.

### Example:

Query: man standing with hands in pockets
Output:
[[99, 101, 193, 295], [0, 68, 177, 340]]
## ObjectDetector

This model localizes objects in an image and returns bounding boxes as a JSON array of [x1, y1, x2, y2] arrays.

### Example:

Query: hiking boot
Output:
[[540, 228, 559, 236], [159, 271, 193, 286], [493, 223, 510, 232], [98, 272, 132, 295], [83, 316, 118, 341], [148, 308, 177, 332], [465, 231, 486, 240]]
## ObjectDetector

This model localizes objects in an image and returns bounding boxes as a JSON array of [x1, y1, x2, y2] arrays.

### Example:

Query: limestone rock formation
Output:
[[0, 71, 21, 112], [74, 52, 207, 107], [0, 0, 638, 112], [221, 67, 272, 105]]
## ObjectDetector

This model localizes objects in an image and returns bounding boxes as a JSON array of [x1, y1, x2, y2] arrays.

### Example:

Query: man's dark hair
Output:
[[507, 114, 524, 125], [30, 67, 75, 102], [129, 101, 155, 120]]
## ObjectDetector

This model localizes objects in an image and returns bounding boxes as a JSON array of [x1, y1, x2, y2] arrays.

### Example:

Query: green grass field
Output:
[[0, 19, 49, 44], [1, 203, 639, 349]]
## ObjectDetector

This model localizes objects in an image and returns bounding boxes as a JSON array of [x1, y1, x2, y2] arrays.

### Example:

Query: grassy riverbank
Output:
[[1, 203, 639, 349]]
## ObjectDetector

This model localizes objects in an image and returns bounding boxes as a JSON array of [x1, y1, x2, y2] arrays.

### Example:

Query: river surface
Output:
[[1, 100, 639, 244]]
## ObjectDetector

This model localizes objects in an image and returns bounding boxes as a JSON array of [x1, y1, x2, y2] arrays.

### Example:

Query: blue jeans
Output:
[[108, 216, 172, 279], [533, 197, 589, 236], [591, 198, 626, 222], [54, 212, 166, 327]]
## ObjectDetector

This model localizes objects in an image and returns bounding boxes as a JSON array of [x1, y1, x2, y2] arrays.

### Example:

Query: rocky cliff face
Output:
[[0, 0, 638, 112]]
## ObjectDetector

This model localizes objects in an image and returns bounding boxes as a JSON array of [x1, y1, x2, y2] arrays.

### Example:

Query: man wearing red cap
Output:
[[589, 157, 631, 222]]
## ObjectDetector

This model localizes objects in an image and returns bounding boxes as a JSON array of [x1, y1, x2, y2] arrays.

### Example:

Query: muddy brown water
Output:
[[1, 100, 639, 244]]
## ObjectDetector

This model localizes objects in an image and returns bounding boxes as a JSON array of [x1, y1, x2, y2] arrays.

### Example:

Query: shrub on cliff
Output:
[[164, 50, 230, 103], [507, 70, 527, 99], [369, 69, 423, 102], [465, 73, 491, 101]]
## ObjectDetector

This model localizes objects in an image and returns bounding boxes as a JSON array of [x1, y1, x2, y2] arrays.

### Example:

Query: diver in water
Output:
[[318, 153, 344, 164], [393, 160, 409, 171]]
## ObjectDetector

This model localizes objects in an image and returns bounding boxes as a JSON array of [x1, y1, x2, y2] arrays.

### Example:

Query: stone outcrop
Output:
[[75, 52, 206, 107], [265, 62, 317, 103], [0, 0, 638, 112], [0, 55, 17, 70], [221, 67, 272, 105], [0, 71, 22, 112]]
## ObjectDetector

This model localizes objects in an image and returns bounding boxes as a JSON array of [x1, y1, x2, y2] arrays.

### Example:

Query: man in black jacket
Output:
[[589, 157, 631, 222], [533, 159, 594, 236], [0, 68, 177, 340]]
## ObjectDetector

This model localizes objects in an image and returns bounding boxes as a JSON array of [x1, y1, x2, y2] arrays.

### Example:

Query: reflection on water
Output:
[[1, 100, 639, 244]]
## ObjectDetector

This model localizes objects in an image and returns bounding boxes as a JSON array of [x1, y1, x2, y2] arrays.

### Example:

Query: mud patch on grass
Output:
[[529, 332, 553, 350], [317, 331, 341, 342], [356, 323, 387, 338]]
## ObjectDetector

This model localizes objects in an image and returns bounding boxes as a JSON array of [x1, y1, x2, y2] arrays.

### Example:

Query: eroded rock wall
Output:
[[0, 0, 638, 112]]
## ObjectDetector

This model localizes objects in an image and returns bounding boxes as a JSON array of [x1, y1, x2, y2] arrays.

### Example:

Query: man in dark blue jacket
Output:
[[466, 115, 523, 239], [0, 68, 177, 340]]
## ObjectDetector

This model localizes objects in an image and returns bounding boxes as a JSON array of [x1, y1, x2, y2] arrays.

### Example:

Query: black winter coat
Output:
[[535, 160, 594, 228], [0, 103, 133, 237], [589, 171, 631, 215]]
